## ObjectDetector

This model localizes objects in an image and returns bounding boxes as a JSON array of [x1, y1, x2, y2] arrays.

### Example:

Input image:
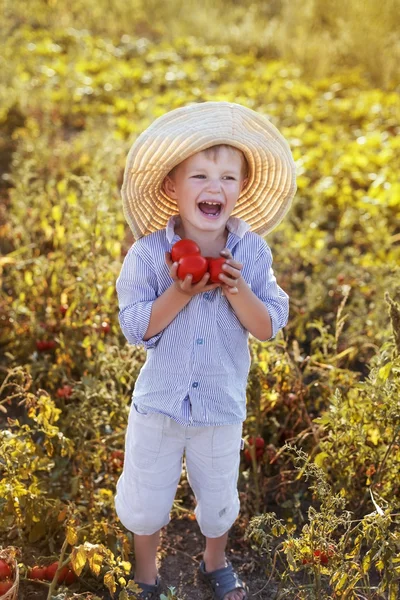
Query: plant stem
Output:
[[46, 536, 70, 600]]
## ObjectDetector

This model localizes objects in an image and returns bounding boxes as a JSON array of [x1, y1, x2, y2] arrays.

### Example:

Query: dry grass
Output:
[[2, 0, 400, 88]]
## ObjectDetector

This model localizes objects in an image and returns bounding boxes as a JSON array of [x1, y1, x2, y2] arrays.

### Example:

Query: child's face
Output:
[[162, 146, 248, 237]]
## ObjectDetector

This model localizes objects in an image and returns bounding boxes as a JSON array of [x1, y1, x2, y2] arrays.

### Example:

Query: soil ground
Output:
[[18, 513, 277, 600]]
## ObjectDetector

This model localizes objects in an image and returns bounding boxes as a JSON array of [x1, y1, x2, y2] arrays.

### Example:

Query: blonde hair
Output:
[[168, 144, 248, 180]]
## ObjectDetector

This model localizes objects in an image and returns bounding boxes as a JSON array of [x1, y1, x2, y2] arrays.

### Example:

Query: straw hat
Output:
[[121, 101, 297, 239]]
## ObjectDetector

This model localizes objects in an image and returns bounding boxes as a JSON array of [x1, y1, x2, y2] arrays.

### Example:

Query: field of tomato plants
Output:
[[1, 2, 400, 599]]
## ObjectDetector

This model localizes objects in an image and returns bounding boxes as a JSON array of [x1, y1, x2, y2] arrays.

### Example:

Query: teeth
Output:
[[202, 201, 221, 206]]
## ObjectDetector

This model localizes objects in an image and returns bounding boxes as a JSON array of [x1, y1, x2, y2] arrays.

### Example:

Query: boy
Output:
[[114, 101, 297, 600]]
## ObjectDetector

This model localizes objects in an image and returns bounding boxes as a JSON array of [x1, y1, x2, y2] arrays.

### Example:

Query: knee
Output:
[[115, 493, 169, 535], [196, 494, 240, 538]]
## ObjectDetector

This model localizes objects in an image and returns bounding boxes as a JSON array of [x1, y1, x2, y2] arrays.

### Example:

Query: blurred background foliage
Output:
[[1, 0, 400, 598]]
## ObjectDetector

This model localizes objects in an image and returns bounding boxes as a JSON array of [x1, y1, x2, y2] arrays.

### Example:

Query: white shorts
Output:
[[114, 404, 243, 538]]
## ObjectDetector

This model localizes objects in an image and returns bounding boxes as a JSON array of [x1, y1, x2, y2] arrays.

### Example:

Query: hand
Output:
[[165, 252, 220, 297], [219, 248, 244, 295]]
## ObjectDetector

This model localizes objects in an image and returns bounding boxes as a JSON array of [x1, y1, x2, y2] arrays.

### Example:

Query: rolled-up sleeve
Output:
[[251, 241, 289, 340], [116, 245, 163, 349]]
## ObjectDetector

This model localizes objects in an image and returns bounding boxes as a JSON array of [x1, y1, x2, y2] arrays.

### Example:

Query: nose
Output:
[[206, 178, 222, 193]]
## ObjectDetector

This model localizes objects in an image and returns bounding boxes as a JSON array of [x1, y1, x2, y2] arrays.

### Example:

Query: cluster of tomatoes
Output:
[[302, 546, 335, 565], [0, 559, 14, 595], [28, 561, 77, 584], [171, 239, 227, 284]]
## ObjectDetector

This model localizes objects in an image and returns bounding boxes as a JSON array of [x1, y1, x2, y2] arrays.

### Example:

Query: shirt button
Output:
[[204, 293, 210, 300], [192, 382, 199, 388], [196, 338, 204, 345]]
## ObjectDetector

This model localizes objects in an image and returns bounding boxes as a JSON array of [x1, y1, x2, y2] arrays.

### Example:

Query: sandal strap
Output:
[[199, 560, 248, 600]]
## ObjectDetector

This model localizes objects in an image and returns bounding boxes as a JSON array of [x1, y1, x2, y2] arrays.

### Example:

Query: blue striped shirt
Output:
[[116, 214, 289, 426]]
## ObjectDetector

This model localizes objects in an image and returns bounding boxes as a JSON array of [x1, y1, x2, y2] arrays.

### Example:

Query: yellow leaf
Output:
[[389, 583, 399, 600], [119, 561, 131, 574], [362, 553, 371, 573], [24, 271, 34, 286], [87, 548, 104, 576], [66, 525, 78, 546], [314, 451, 329, 468], [55, 224, 65, 240], [127, 580, 143, 593], [335, 573, 348, 591], [104, 571, 116, 596], [52, 205, 62, 222], [71, 546, 87, 576], [378, 361, 392, 380], [367, 428, 380, 446]]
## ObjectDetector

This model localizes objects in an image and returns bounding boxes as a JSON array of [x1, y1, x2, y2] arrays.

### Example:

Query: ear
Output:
[[240, 177, 249, 192], [162, 175, 178, 199]]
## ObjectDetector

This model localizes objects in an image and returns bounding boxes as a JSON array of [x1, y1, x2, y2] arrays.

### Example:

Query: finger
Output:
[[165, 251, 173, 265], [204, 282, 220, 291], [191, 272, 210, 291], [220, 248, 232, 259], [170, 261, 179, 279], [221, 264, 241, 278], [227, 285, 239, 294], [181, 273, 193, 290], [219, 272, 239, 287], [224, 259, 243, 270]]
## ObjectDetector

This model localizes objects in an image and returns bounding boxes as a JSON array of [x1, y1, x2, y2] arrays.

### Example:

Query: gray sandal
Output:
[[199, 560, 249, 600]]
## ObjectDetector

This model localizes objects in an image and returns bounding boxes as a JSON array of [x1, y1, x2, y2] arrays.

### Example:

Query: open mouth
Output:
[[197, 201, 223, 218]]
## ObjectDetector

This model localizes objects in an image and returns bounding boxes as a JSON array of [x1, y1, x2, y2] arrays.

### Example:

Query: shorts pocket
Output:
[[211, 424, 242, 473], [126, 405, 165, 469]]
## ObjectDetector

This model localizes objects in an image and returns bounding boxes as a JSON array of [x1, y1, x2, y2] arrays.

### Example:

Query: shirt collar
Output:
[[165, 214, 250, 244]]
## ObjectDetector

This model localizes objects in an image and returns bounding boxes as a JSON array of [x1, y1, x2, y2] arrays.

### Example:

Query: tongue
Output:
[[199, 203, 220, 215]]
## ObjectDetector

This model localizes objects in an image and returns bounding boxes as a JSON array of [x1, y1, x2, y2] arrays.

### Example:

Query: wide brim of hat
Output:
[[121, 101, 297, 239]]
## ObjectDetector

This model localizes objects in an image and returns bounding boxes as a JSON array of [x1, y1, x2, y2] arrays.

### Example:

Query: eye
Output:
[[223, 176, 236, 180], [192, 174, 206, 179]]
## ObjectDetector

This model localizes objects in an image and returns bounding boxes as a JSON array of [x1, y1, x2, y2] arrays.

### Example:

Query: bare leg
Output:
[[203, 531, 246, 600], [133, 530, 160, 585]]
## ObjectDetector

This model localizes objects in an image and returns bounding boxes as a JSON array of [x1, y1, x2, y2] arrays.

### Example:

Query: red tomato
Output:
[[56, 385, 73, 398], [177, 255, 208, 284], [0, 580, 13, 594], [111, 450, 124, 460], [248, 436, 265, 450], [313, 549, 329, 564], [45, 561, 59, 581], [45, 561, 71, 583], [0, 560, 12, 579], [28, 566, 47, 580], [171, 239, 200, 263], [207, 257, 227, 283], [57, 565, 70, 583], [64, 569, 77, 584], [36, 340, 57, 351]]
